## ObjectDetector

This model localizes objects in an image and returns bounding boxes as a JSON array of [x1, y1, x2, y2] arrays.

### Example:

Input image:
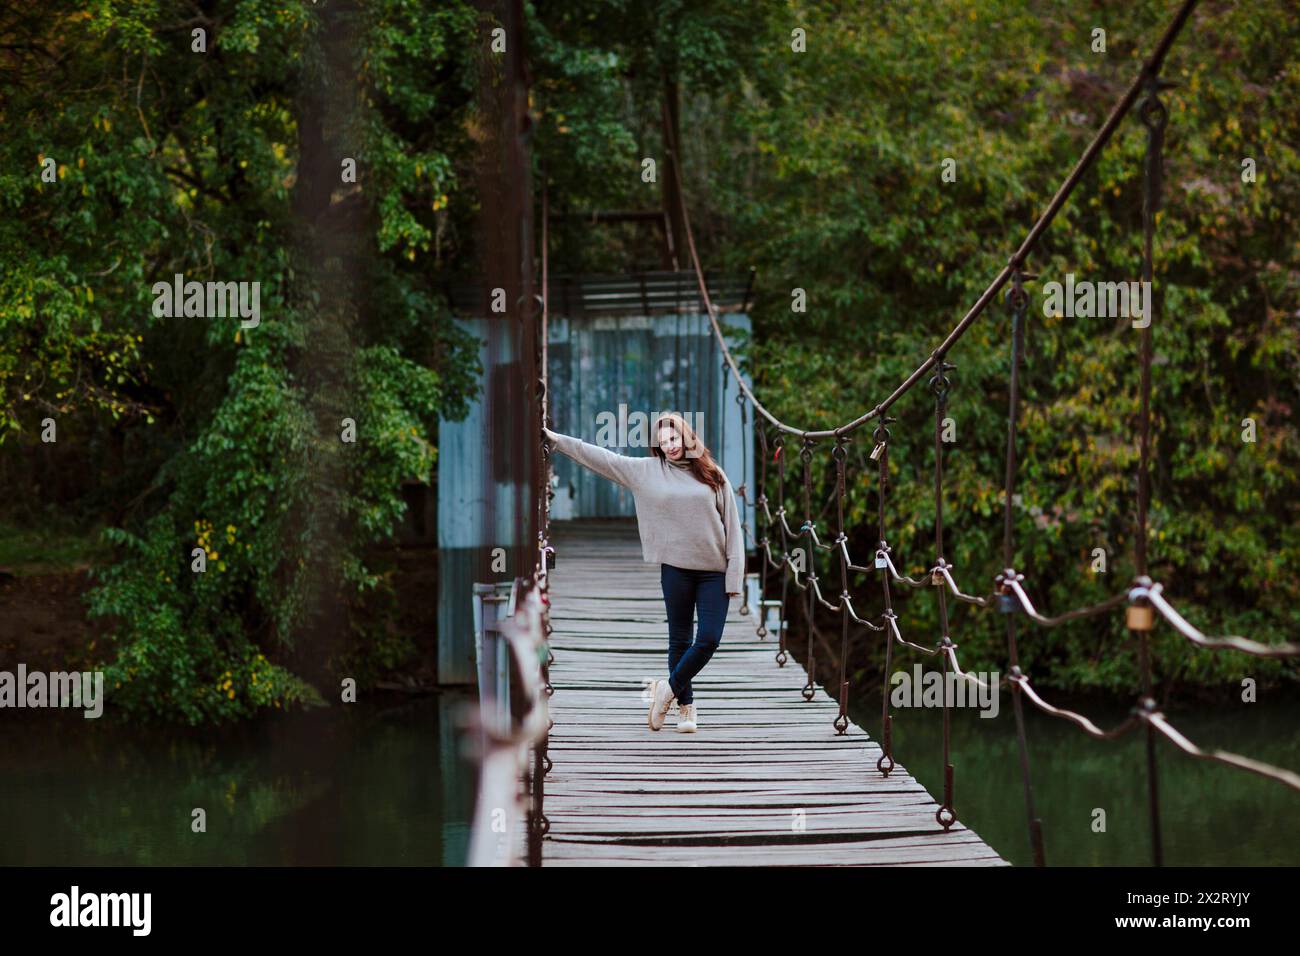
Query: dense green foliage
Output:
[[530, 0, 1300, 695], [1, 2, 480, 722]]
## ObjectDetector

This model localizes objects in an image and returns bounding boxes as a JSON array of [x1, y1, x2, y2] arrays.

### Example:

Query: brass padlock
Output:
[[870, 442, 887, 461], [931, 569, 945, 586], [1126, 604, 1154, 631]]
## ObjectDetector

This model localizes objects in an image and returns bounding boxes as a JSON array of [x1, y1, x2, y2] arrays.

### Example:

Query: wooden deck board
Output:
[[529, 520, 1008, 866]]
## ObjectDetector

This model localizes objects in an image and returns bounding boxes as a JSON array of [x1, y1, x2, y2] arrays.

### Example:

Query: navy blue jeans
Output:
[[661, 563, 729, 706]]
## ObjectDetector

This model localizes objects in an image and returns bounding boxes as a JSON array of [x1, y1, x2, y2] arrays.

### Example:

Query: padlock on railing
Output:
[[1126, 604, 1154, 631]]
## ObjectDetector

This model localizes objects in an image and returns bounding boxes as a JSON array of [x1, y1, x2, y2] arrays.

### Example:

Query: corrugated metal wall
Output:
[[545, 312, 754, 530]]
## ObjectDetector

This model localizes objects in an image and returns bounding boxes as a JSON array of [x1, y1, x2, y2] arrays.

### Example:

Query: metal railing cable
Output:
[[1001, 268, 1045, 865], [660, 0, 1299, 867]]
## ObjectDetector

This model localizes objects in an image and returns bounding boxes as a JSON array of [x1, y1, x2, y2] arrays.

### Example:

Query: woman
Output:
[[543, 413, 744, 733]]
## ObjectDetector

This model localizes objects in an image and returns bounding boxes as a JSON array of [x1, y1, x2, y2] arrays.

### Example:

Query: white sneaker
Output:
[[676, 702, 697, 733], [647, 679, 675, 731]]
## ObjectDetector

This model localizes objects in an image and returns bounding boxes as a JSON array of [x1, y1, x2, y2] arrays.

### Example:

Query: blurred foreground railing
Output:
[[461, 577, 551, 866]]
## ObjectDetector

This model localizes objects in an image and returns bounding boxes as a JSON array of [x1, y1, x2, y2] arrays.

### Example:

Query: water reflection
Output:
[[867, 689, 1300, 866], [0, 692, 478, 866]]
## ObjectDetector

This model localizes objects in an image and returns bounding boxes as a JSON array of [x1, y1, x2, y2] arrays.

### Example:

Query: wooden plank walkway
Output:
[[534, 519, 1009, 866]]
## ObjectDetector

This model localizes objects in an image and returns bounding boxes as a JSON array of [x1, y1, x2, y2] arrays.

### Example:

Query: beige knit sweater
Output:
[[544, 427, 745, 594]]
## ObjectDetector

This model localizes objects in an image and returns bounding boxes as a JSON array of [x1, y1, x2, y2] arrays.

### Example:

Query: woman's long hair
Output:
[[652, 413, 725, 493]]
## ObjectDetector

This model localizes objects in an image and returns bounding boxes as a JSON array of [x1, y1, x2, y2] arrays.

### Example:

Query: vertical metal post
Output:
[[1135, 69, 1171, 868], [1001, 268, 1046, 866]]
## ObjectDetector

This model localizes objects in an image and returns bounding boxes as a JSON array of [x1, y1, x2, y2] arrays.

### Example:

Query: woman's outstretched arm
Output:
[[544, 426, 647, 489]]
